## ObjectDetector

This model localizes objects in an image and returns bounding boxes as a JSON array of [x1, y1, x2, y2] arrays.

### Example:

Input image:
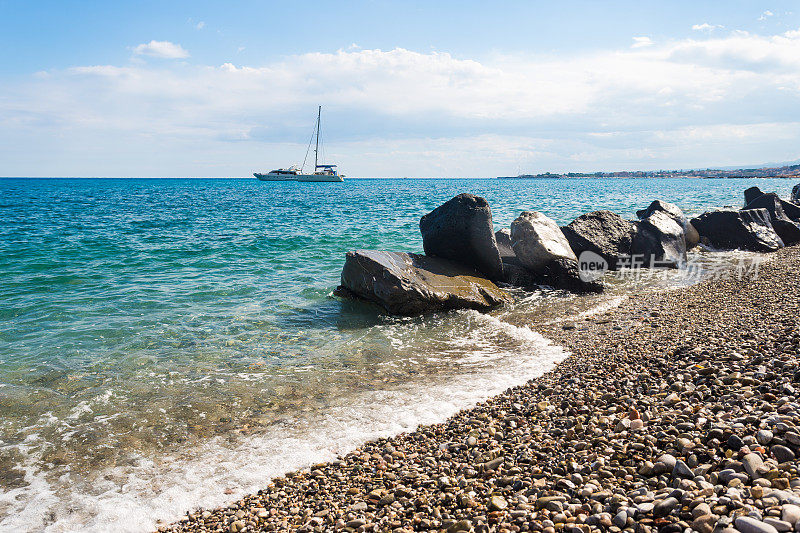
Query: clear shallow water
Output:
[[0, 177, 795, 532]]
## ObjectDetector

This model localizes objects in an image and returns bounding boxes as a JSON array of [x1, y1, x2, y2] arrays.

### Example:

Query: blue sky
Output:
[[1, 1, 800, 176]]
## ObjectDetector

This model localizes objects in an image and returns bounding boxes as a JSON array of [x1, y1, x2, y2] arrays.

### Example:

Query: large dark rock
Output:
[[561, 210, 636, 270], [529, 256, 603, 293], [792, 183, 800, 204], [419, 194, 503, 280], [690, 209, 784, 252], [336, 250, 511, 315], [636, 199, 699, 249], [743, 189, 800, 222], [632, 211, 687, 268], [781, 198, 800, 221], [499, 254, 602, 293], [744, 193, 800, 245], [744, 186, 765, 206], [510, 211, 602, 293], [499, 260, 538, 289]]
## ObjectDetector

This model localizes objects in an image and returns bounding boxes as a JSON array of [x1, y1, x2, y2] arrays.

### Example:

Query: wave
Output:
[[0, 312, 568, 533]]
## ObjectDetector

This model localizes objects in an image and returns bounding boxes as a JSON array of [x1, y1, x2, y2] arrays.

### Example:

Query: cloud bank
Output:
[[3, 29, 800, 176]]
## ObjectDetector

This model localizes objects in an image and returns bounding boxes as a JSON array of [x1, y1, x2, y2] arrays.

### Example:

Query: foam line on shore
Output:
[[0, 313, 568, 532]]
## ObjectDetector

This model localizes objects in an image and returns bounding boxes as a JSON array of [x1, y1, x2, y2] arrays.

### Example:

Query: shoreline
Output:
[[163, 246, 800, 533]]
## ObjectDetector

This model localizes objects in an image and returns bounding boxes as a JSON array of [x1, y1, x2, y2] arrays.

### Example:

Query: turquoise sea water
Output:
[[0, 177, 796, 532]]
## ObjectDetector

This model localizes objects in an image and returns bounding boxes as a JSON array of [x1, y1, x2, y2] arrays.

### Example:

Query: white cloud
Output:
[[132, 40, 189, 59], [692, 23, 723, 31], [668, 28, 800, 72], [196, 21, 205, 30], [4, 29, 800, 176], [631, 36, 654, 48], [758, 10, 774, 21]]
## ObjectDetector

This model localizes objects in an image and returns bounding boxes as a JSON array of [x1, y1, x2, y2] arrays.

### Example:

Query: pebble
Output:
[[658, 453, 677, 470], [743, 453, 765, 479], [783, 505, 800, 525], [654, 497, 680, 518], [758, 430, 774, 445], [694, 514, 717, 533], [673, 459, 694, 478], [764, 518, 794, 532], [729, 435, 745, 451], [448, 519, 472, 532], [693, 502, 712, 518], [736, 516, 780, 533], [612, 510, 627, 528], [488, 495, 508, 511], [773, 445, 796, 463]]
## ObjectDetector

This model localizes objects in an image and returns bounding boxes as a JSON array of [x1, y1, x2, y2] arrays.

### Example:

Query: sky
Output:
[[1, 1, 800, 177]]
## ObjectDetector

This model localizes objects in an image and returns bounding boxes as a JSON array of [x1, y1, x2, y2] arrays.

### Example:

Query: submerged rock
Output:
[[632, 210, 687, 268], [419, 194, 503, 280], [744, 193, 800, 245], [637, 199, 699, 249], [336, 250, 511, 315], [690, 208, 784, 252], [509, 211, 603, 293], [561, 210, 636, 270]]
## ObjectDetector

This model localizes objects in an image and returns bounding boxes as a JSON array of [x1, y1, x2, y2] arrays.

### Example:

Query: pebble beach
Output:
[[160, 244, 800, 533]]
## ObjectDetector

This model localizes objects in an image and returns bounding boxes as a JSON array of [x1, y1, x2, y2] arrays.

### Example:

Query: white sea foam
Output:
[[0, 312, 568, 533], [567, 295, 626, 321]]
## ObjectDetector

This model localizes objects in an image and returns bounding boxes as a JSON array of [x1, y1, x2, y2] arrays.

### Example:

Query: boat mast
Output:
[[314, 105, 321, 170]]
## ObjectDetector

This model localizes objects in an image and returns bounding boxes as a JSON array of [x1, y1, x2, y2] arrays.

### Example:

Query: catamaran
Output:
[[254, 106, 345, 183]]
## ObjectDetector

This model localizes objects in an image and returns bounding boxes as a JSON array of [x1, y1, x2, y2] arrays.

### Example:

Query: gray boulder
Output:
[[420, 194, 503, 280], [336, 250, 511, 315], [690, 209, 784, 252], [632, 211, 688, 268], [510, 211, 602, 293], [511, 211, 577, 270], [494, 228, 592, 292], [792, 183, 800, 204], [561, 210, 636, 270], [636, 199, 699, 249], [744, 193, 800, 245]]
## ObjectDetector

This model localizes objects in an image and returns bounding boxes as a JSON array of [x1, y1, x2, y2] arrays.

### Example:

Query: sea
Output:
[[0, 177, 795, 532]]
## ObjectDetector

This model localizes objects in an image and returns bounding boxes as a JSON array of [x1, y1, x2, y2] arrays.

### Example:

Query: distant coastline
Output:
[[499, 163, 800, 179]]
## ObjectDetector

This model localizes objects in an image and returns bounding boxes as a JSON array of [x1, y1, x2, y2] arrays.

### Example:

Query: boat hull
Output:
[[254, 172, 344, 183], [254, 173, 295, 181], [296, 174, 344, 183]]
